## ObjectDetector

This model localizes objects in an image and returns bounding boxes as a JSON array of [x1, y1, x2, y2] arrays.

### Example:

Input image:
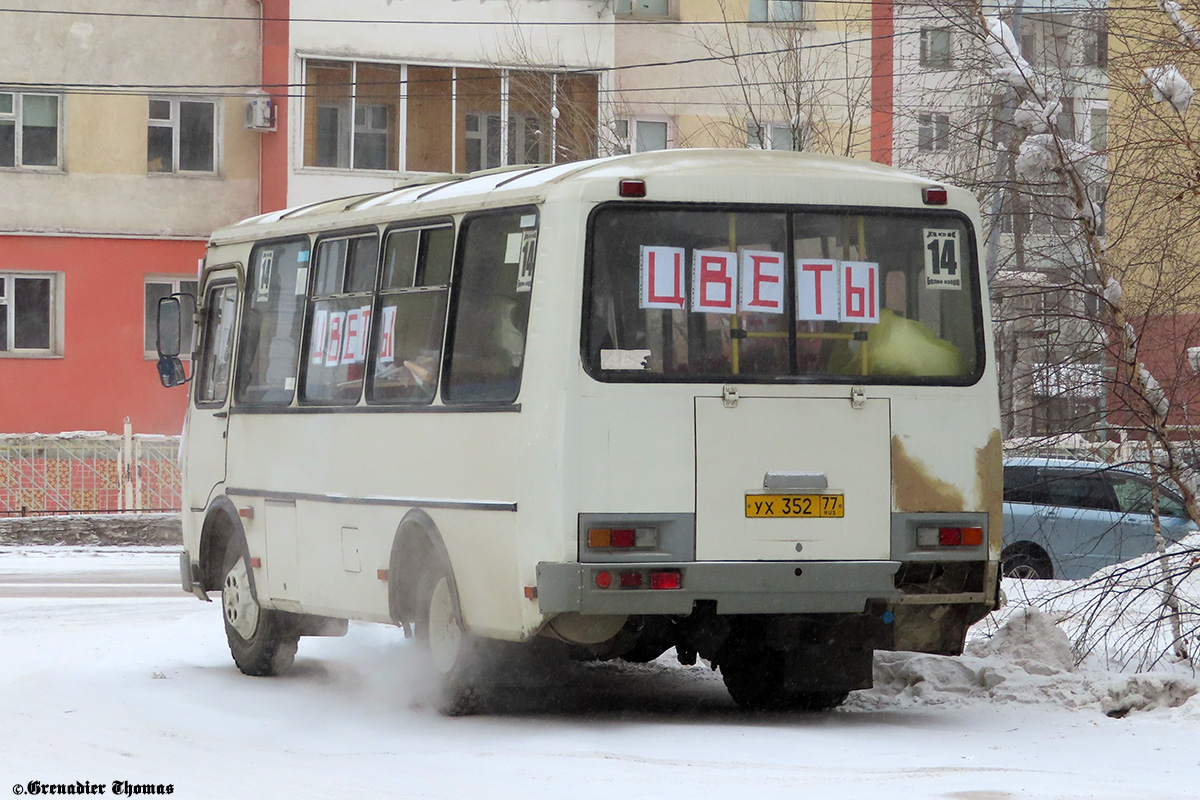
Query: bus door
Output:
[[186, 271, 241, 512], [695, 394, 892, 562]]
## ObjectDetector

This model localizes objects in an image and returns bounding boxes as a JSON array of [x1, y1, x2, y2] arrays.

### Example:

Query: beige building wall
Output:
[[0, 1, 262, 237], [613, 0, 873, 157]]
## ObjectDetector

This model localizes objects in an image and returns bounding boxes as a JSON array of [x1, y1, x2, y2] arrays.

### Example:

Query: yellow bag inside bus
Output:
[[832, 309, 964, 377]]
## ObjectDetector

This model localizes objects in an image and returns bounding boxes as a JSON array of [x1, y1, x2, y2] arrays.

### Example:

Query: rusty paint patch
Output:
[[975, 430, 1004, 556], [891, 435, 965, 512]]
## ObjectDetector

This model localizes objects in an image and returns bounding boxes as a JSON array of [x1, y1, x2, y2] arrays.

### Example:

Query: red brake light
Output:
[[938, 527, 963, 546], [650, 569, 682, 590], [619, 179, 646, 198], [923, 186, 948, 205], [610, 528, 636, 548]]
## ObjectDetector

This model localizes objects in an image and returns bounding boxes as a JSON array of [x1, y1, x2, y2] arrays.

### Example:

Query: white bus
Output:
[[157, 149, 1003, 712]]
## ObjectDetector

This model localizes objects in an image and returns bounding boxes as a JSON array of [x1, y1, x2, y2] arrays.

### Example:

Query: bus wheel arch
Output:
[[198, 495, 243, 594], [387, 510, 462, 631]]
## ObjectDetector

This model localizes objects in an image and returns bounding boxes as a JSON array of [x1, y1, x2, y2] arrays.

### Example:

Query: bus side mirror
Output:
[[156, 294, 194, 388]]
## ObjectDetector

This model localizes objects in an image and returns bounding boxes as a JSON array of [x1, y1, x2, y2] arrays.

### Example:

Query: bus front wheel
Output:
[[221, 543, 299, 676]]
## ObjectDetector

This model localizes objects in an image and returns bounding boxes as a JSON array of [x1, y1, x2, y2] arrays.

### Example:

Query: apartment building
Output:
[[0, 0, 612, 436], [0, 1, 263, 435]]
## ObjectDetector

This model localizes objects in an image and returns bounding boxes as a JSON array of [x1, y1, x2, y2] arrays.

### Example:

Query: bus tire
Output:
[[221, 542, 299, 676], [416, 563, 481, 715], [720, 648, 848, 712]]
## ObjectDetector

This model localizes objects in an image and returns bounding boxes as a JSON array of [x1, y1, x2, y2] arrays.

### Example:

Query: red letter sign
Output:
[[692, 250, 737, 314], [841, 262, 879, 324], [796, 260, 839, 321], [740, 250, 785, 314], [640, 246, 687, 310]]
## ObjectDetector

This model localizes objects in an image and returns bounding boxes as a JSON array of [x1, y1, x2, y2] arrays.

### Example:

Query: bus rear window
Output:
[[585, 205, 981, 384]]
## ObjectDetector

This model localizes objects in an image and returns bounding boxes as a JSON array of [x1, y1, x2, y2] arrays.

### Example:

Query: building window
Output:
[[144, 276, 198, 358], [1056, 96, 1076, 140], [148, 98, 218, 173], [463, 111, 547, 172], [917, 112, 950, 152], [919, 28, 954, 69], [749, 0, 805, 23], [303, 60, 598, 173], [616, 0, 670, 17], [611, 118, 668, 153], [747, 121, 804, 151], [303, 60, 401, 171], [1089, 107, 1108, 151], [1083, 19, 1108, 69], [0, 272, 60, 355], [0, 92, 61, 169]]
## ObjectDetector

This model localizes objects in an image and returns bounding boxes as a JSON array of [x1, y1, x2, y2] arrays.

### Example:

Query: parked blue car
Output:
[[1003, 458, 1197, 580]]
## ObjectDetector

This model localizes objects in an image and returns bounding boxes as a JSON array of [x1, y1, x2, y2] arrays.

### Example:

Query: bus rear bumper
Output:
[[536, 560, 901, 616]]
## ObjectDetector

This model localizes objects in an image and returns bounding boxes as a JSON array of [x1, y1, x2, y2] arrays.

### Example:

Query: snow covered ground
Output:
[[3, 546, 1200, 799]]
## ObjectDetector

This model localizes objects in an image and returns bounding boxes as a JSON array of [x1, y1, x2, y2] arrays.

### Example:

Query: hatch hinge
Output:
[[723, 384, 739, 408], [850, 386, 866, 410]]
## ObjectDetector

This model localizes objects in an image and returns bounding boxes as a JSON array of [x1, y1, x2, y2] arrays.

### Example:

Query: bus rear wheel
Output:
[[221, 543, 299, 676], [720, 647, 849, 712], [417, 564, 483, 714]]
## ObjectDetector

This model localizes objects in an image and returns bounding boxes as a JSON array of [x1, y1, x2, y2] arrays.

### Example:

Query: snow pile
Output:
[[849, 607, 1199, 716]]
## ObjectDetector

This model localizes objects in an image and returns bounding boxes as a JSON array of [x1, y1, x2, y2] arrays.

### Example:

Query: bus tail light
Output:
[[587, 527, 658, 549], [917, 526, 984, 547], [591, 568, 683, 590], [650, 569, 682, 590]]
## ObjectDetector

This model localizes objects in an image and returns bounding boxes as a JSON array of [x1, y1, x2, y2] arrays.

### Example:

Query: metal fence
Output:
[[0, 422, 181, 516]]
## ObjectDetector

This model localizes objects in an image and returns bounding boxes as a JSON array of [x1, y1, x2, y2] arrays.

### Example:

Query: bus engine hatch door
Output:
[[694, 395, 892, 562]]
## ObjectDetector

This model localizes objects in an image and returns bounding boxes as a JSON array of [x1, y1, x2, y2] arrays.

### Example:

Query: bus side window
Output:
[[368, 225, 453, 404], [443, 208, 537, 405], [301, 232, 379, 405], [195, 284, 239, 406], [235, 238, 310, 405]]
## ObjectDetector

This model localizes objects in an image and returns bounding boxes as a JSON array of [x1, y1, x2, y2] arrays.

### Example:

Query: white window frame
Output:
[[746, 121, 804, 151], [147, 97, 221, 175], [144, 275, 199, 359], [917, 112, 951, 152], [748, 0, 807, 23], [919, 27, 954, 70], [614, 117, 670, 154], [0, 91, 64, 171], [615, 0, 673, 18], [0, 271, 64, 357]]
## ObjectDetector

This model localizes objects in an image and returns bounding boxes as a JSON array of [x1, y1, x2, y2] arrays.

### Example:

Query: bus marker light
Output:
[[595, 570, 613, 589], [238, 507, 254, 519], [650, 569, 682, 590], [922, 186, 948, 205], [524, 586, 538, 600], [620, 571, 643, 588], [619, 179, 646, 198], [377, 569, 389, 582], [249, 557, 262, 569]]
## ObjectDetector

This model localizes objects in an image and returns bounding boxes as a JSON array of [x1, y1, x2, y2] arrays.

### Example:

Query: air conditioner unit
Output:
[[244, 91, 275, 131]]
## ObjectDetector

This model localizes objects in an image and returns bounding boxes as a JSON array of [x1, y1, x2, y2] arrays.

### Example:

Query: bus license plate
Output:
[[745, 494, 844, 518]]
